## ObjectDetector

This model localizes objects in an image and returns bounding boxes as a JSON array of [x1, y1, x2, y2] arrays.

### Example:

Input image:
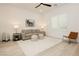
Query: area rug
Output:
[[17, 37, 62, 56]]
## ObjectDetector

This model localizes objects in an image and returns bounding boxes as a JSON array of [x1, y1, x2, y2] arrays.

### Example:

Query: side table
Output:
[[13, 33, 22, 41]]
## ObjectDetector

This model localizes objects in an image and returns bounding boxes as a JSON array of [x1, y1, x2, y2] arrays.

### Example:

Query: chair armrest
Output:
[[62, 35, 69, 41], [63, 35, 68, 38]]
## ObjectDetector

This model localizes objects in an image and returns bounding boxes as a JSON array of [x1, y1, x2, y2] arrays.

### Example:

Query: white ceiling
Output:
[[0, 3, 65, 14]]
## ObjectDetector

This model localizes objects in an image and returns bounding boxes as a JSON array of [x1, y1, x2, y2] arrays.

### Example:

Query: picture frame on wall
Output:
[[25, 19, 35, 27]]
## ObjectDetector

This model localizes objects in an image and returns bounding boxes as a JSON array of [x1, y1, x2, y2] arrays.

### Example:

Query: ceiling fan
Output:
[[35, 3, 52, 8]]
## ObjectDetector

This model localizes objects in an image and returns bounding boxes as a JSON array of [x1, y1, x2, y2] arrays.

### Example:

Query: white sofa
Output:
[[21, 29, 46, 40]]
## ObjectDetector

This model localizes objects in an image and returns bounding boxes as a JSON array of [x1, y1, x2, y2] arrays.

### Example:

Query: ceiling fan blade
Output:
[[42, 3, 51, 7], [35, 3, 42, 8]]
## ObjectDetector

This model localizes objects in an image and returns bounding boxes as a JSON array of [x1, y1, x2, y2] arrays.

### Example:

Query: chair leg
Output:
[[74, 40, 77, 44], [68, 39, 71, 44]]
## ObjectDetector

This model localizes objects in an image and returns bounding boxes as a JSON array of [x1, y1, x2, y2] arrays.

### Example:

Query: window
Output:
[[51, 14, 67, 29]]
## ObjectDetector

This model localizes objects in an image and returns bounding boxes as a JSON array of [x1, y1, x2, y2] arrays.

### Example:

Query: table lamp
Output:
[[14, 25, 19, 33]]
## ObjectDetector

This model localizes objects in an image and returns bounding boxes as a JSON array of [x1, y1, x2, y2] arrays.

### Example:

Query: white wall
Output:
[[44, 4, 79, 39], [0, 5, 41, 41], [1, 4, 79, 41]]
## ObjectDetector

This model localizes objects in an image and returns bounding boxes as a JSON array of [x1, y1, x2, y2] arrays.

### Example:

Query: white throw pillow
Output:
[[39, 34, 44, 39], [31, 35, 38, 40]]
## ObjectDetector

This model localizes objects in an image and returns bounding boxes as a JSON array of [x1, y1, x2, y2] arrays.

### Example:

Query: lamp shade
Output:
[[14, 25, 19, 29]]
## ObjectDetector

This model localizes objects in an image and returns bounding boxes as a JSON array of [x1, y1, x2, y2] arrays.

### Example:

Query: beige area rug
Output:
[[37, 41, 79, 56], [17, 37, 62, 56]]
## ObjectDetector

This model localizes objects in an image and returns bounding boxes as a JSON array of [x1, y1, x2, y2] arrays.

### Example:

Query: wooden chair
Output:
[[63, 32, 78, 43]]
